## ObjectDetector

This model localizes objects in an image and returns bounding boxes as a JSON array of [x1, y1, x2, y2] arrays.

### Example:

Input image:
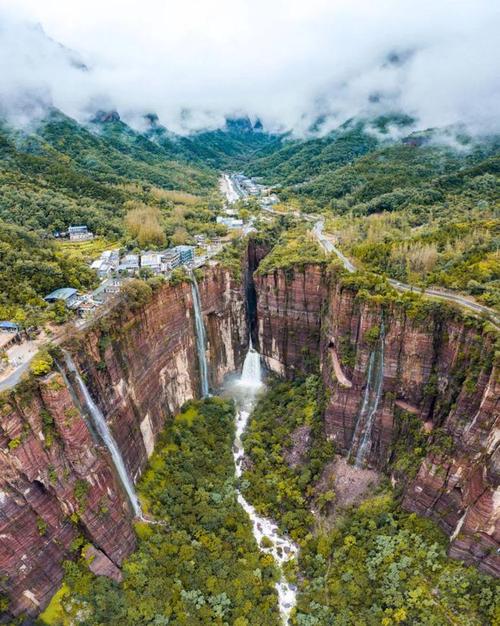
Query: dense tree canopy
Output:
[[40, 399, 281, 625]]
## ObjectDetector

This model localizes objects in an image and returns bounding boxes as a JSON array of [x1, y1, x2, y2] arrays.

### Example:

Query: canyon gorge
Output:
[[0, 245, 498, 619]]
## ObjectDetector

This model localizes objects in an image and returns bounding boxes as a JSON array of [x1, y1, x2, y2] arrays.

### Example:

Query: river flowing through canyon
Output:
[[231, 341, 299, 624]]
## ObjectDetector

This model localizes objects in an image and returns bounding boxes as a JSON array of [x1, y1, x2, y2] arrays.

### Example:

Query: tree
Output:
[[30, 350, 53, 376]]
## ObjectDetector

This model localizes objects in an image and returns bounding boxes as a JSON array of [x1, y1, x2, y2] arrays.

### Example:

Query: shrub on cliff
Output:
[[256, 228, 326, 275], [169, 267, 189, 286], [120, 279, 153, 311]]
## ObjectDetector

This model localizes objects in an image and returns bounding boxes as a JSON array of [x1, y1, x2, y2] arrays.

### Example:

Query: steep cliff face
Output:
[[0, 265, 246, 617], [255, 263, 499, 575], [1, 255, 497, 618], [0, 375, 135, 617], [255, 266, 326, 376], [70, 265, 246, 478]]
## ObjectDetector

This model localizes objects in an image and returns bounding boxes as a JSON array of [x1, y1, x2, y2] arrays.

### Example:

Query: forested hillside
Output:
[[0, 110, 218, 234], [149, 116, 284, 169], [0, 109, 284, 325], [246, 124, 500, 308], [245, 116, 412, 186]]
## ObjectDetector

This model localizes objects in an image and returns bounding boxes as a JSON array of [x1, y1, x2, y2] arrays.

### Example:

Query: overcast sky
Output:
[[1, 0, 499, 134]]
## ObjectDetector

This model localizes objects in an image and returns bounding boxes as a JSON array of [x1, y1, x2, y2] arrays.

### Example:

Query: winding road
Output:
[[312, 218, 500, 327], [223, 173, 500, 328]]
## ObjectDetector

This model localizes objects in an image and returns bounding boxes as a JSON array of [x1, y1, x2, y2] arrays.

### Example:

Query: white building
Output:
[[118, 254, 139, 274], [92, 278, 122, 304], [162, 248, 181, 271], [216, 216, 244, 229], [69, 225, 94, 241], [141, 252, 162, 274], [101, 250, 120, 269], [91, 259, 112, 278]]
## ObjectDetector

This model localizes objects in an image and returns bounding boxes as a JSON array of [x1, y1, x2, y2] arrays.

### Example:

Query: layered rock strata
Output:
[[0, 266, 246, 617], [255, 263, 499, 576]]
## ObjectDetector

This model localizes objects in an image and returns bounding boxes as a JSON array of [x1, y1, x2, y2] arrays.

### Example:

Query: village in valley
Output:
[[0, 174, 278, 390]]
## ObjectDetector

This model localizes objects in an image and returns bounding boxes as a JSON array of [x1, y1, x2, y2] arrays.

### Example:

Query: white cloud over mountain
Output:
[[1, 0, 499, 135]]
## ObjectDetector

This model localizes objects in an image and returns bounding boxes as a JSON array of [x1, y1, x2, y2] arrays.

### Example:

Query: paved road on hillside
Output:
[[0, 361, 31, 392], [312, 219, 500, 327], [223, 173, 500, 327]]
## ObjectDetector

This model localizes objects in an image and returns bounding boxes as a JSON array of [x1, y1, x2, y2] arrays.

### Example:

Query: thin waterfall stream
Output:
[[190, 272, 210, 398], [231, 339, 298, 624], [349, 320, 385, 467], [63, 352, 142, 518]]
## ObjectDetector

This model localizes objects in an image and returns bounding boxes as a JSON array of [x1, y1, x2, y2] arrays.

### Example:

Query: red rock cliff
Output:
[[255, 263, 499, 576], [0, 265, 246, 617]]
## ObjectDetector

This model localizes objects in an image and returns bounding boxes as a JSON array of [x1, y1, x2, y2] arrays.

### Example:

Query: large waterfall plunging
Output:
[[64, 353, 142, 518], [350, 321, 385, 467], [190, 273, 210, 398], [239, 338, 262, 388], [231, 341, 298, 624]]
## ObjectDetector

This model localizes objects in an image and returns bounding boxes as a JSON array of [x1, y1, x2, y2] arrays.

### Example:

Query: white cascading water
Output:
[[350, 321, 385, 467], [232, 339, 298, 624], [63, 352, 142, 518], [190, 273, 210, 398]]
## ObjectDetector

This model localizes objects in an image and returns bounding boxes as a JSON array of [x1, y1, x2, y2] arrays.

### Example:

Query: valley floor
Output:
[[38, 377, 499, 626]]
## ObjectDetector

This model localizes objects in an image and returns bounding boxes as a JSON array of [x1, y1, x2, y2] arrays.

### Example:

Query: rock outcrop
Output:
[[255, 263, 499, 576], [0, 265, 246, 617], [254, 265, 326, 376]]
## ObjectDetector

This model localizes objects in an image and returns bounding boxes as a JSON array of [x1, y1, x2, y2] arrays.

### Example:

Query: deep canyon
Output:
[[0, 245, 498, 618]]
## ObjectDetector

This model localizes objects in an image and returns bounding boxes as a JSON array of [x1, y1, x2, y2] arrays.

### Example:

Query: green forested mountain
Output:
[[1, 106, 499, 320], [0, 110, 218, 234], [0, 109, 282, 324], [245, 123, 500, 307], [147, 115, 284, 168], [245, 115, 413, 186]]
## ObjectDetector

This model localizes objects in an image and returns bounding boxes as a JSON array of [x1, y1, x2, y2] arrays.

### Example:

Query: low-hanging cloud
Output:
[[0, 0, 499, 136]]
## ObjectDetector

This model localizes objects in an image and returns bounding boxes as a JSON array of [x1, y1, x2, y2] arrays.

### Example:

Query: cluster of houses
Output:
[[90, 245, 195, 279], [42, 244, 198, 319], [232, 174, 265, 196]]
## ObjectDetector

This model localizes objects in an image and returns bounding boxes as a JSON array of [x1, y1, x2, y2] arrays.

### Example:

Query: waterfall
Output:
[[231, 341, 297, 624], [350, 321, 385, 467], [239, 337, 262, 389], [190, 273, 210, 398], [63, 352, 142, 518]]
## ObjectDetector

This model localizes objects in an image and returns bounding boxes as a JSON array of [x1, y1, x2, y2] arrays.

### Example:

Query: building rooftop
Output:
[[44, 287, 78, 302], [0, 321, 19, 331], [68, 225, 89, 233]]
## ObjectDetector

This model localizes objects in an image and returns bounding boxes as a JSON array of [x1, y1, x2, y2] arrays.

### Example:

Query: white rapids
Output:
[[232, 341, 299, 624]]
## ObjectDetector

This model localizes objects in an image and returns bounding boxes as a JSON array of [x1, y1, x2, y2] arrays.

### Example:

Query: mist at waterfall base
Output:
[[224, 343, 299, 624], [63, 352, 142, 518]]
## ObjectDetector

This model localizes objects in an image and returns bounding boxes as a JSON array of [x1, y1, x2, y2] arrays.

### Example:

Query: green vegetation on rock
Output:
[[241, 377, 333, 542], [256, 227, 326, 274], [241, 380, 499, 626], [294, 494, 499, 626], [46, 398, 281, 625]]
